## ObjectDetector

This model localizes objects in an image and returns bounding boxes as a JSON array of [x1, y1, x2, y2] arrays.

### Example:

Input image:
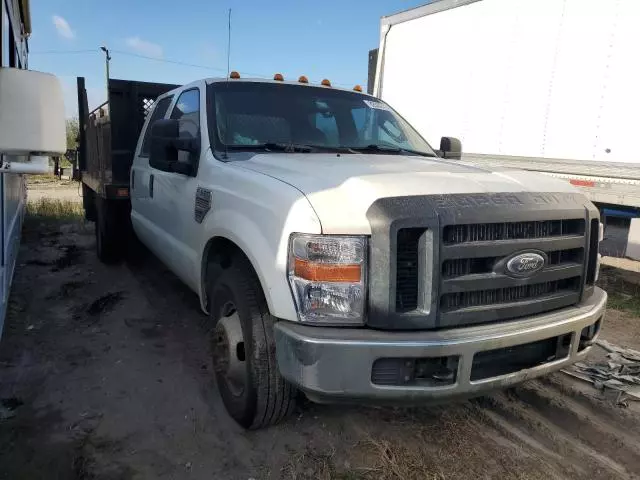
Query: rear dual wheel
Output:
[[95, 197, 121, 264]]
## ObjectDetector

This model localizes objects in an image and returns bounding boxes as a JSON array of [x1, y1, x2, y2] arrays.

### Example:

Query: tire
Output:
[[209, 256, 296, 429], [124, 227, 149, 265], [95, 197, 122, 264], [82, 184, 97, 222]]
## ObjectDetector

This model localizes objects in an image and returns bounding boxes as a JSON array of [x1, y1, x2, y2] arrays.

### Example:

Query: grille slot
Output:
[[443, 219, 585, 245], [547, 248, 584, 266], [441, 277, 581, 311], [471, 334, 572, 381], [395, 228, 424, 312], [442, 248, 584, 278], [442, 256, 500, 278]]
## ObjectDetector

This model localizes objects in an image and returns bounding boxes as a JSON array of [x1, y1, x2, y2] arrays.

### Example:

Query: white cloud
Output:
[[125, 36, 163, 58], [52, 15, 75, 39]]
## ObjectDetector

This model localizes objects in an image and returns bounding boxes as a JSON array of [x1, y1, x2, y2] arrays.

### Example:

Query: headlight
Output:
[[288, 234, 367, 325]]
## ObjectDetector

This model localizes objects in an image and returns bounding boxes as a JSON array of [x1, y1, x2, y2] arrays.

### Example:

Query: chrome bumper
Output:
[[274, 288, 607, 403]]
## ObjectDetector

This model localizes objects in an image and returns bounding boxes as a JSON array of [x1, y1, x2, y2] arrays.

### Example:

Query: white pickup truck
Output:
[[79, 74, 606, 429]]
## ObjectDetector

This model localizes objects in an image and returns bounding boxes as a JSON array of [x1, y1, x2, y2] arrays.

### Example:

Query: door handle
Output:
[[149, 174, 154, 198]]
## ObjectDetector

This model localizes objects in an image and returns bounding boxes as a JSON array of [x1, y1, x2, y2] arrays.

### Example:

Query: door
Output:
[[146, 87, 203, 290], [130, 94, 174, 255]]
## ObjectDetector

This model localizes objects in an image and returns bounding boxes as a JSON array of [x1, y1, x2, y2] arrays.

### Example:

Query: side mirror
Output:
[[438, 136, 462, 160], [0, 68, 66, 174], [149, 119, 179, 169], [149, 119, 199, 175]]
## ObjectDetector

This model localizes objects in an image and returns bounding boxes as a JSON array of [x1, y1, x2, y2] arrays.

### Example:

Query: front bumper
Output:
[[274, 287, 607, 403]]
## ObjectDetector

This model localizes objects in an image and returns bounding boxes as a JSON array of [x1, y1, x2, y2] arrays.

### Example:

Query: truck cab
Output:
[[89, 74, 606, 429]]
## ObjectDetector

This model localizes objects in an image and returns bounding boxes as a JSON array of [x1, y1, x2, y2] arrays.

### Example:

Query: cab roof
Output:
[[202, 77, 372, 96]]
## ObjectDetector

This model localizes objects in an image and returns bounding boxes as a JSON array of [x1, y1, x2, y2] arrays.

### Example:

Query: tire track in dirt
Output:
[[473, 407, 583, 479], [474, 386, 638, 479], [515, 381, 640, 462]]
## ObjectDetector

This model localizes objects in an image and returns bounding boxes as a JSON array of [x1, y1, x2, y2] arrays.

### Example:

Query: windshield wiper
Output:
[[347, 144, 436, 157], [226, 142, 313, 153], [226, 143, 356, 154], [226, 142, 434, 156]]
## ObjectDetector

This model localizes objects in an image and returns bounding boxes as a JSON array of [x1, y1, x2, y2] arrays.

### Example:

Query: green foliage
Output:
[[66, 117, 80, 150], [607, 292, 640, 316]]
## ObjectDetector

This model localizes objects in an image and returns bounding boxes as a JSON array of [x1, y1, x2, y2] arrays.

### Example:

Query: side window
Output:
[[170, 89, 200, 139], [171, 89, 200, 163], [140, 96, 173, 156]]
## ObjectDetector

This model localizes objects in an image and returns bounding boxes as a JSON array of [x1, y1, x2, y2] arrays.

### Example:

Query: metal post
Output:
[[100, 46, 111, 85], [100, 46, 111, 115]]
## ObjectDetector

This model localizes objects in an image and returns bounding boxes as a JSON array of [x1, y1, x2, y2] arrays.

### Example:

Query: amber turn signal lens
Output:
[[294, 258, 361, 282], [229, 71, 240, 79], [321, 79, 331, 87], [353, 85, 362, 92], [273, 73, 284, 81], [298, 75, 309, 83]]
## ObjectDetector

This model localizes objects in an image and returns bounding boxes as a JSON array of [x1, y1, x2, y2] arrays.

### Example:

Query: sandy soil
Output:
[[26, 181, 83, 203], [1, 187, 639, 479]]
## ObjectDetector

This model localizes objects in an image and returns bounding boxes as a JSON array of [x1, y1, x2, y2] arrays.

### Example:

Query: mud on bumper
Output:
[[274, 288, 607, 403]]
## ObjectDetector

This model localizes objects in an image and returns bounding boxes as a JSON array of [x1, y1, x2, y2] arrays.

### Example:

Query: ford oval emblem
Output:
[[505, 252, 546, 277]]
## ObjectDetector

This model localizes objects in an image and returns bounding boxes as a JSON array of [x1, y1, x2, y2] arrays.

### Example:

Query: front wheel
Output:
[[209, 258, 296, 429]]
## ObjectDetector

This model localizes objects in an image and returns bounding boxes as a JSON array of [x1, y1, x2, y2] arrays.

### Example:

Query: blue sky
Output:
[[29, 0, 427, 117]]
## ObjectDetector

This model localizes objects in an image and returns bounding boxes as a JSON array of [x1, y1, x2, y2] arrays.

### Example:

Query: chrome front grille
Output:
[[367, 192, 599, 331], [437, 218, 586, 328]]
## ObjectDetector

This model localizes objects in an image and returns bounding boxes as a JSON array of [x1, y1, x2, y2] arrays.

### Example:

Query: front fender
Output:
[[198, 185, 321, 321]]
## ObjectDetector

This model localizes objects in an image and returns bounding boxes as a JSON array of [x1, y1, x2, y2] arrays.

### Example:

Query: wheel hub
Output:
[[212, 304, 246, 397]]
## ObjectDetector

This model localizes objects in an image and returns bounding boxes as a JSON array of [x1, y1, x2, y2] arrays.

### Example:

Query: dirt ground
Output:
[[1, 184, 640, 480], [26, 178, 82, 203]]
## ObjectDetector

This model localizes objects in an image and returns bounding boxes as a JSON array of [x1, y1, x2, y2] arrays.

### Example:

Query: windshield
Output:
[[208, 82, 435, 156]]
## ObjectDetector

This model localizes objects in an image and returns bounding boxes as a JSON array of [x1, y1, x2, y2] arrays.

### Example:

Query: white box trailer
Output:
[[373, 0, 640, 258]]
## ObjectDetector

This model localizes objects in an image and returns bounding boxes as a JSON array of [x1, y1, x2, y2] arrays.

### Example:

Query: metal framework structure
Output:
[[0, 0, 31, 334]]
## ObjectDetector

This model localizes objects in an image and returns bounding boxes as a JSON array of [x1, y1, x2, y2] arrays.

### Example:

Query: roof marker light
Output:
[[353, 85, 363, 92], [274, 73, 284, 81], [298, 75, 309, 83], [321, 79, 331, 87], [229, 71, 240, 79]]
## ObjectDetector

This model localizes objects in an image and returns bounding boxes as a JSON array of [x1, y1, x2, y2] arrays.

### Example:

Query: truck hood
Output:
[[236, 153, 577, 234]]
